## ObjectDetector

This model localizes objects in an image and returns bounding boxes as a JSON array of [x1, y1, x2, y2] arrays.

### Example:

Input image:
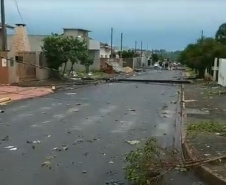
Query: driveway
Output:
[[0, 70, 205, 185]]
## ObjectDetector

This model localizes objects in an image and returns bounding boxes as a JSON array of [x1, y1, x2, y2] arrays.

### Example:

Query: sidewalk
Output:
[[183, 80, 226, 185], [0, 85, 53, 105]]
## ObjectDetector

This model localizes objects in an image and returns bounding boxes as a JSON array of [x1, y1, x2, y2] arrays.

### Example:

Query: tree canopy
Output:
[[42, 34, 88, 73], [179, 37, 226, 77], [151, 53, 159, 62], [215, 23, 226, 45], [117, 50, 139, 58]]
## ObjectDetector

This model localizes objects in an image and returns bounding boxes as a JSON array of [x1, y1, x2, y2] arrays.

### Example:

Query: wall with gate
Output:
[[16, 51, 36, 81]]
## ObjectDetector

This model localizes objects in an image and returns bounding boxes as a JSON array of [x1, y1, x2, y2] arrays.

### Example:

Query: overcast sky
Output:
[[6, 0, 226, 50]]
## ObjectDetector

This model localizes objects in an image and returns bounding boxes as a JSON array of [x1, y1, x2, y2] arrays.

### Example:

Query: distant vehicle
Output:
[[153, 63, 161, 70]]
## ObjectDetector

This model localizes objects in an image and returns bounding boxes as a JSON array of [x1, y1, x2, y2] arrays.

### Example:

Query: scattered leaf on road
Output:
[[109, 160, 114, 164], [1, 136, 9, 141], [9, 147, 18, 151], [126, 140, 140, 145], [42, 161, 51, 167], [128, 108, 136, 111], [5, 146, 14, 149]]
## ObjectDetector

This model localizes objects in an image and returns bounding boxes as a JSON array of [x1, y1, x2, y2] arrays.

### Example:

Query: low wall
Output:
[[0, 52, 10, 84], [218, 58, 226, 87], [123, 58, 133, 68]]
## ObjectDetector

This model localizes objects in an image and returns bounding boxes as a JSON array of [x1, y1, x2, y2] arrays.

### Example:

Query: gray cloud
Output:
[[6, 0, 226, 50]]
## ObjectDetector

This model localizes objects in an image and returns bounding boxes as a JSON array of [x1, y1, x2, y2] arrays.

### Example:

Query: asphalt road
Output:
[[0, 70, 206, 185]]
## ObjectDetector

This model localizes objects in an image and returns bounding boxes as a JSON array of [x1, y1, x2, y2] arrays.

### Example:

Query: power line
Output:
[[14, 0, 25, 24]]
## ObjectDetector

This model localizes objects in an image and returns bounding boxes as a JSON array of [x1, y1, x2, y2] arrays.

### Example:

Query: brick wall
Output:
[[12, 24, 31, 52]]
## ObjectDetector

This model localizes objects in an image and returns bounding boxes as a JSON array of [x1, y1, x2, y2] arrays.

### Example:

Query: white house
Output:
[[100, 42, 111, 58]]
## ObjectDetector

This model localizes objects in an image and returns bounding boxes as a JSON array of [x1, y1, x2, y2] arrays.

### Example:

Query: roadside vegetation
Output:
[[124, 136, 225, 185], [179, 23, 226, 78], [188, 121, 226, 134], [42, 33, 93, 77]]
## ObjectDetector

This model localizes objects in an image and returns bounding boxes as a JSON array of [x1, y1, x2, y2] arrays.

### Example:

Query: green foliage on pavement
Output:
[[188, 121, 226, 134], [124, 138, 165, 185], [42, 33, 91, 74]]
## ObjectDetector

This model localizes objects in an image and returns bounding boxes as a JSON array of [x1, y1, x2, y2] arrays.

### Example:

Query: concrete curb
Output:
[[0, 97, 11, 104], [181, 84, 226, 185]]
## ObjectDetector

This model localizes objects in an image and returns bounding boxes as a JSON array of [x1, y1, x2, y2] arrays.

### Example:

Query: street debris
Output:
[[105, 180, 125, 185], [82, 170, 87, 174], [204, 154, 211, 157], [124, 137, 226, 185], [73, 139, 84, 145], [109, 160, 114, 164], [47, 135, 51, 138], [183, 99, 197, 103], [5, 146, 14, 149], [65, 92, 77, 95], [51, 86, 56, 91], [1, 136, 9, 141], [76, 103, 81, 106], [5, 146, 18, 151], [128, 108, 136, 112], [0, 110, 4, 113], [126, 140, 140, 145], [26, 140, 41, 144], [33, 140, 41, 144], [42, 161, 51, 166], [170, 101, 177, 104], [9, 147, 18, 151], [53, 144, 68, 151]]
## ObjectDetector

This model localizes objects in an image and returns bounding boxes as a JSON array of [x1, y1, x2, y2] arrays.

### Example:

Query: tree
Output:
[[80, 52, 93, 73], [42, 33, 87, 76], [151, 53, 159, 62], [215, 23, 226, 45], [179, 37, 226, 77], [118, 50, 139, 58]]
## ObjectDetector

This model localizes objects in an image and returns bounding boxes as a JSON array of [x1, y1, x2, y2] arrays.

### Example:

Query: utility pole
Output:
[[135, 41, 137, 53], [110, 27, 113, 58], [201, 30, 204, 41], [120, 32, 123, 58], [140, 41, 143, 56], [1, 0, 7, 51]]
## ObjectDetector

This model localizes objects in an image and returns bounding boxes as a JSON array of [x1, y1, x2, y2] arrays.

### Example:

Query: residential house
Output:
[[62, 28, 100, 71], [7, 26, 101, 72], [100, 42, 111, 58]]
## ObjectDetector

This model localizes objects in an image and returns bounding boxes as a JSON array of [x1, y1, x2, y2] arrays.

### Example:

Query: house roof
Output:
[[100, 42, 111, 48], [0, 23, 14, 29], [63, 28, 91, 32]]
